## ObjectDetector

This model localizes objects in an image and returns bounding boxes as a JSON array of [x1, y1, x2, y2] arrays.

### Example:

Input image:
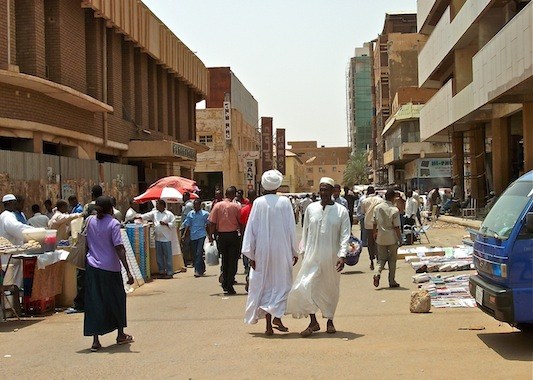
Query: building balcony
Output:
[[418, 0, 492, 87], [420, 1, 533, 140], [417, 0, 449, 34], [472, 1, 533, 105], [0, 69, 112, 113], [384, 142, 450, 165]]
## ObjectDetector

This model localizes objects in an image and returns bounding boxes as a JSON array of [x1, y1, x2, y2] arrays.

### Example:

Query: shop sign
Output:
[[246, 160, 255, 183], [276, 129, 286, 174], [223, 101, 231, 141], [418, 158, 451, 178], [172, 142, 197, 160], [261, 117, 273, 171]]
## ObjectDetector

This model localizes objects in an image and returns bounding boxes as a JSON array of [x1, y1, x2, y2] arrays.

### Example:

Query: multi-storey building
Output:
[[346, 43, 373, 154], [195, 67, 260, 197], [287, 141, 350, 192], [0, 0, 208, 211], [371, 13, 422, 185], [418, 0, 532, 202], [381, 86, 449, 191], [279, 151, 305, 193]]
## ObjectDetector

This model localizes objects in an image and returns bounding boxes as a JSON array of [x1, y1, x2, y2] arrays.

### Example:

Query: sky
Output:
[[142, 0, 417, 147]]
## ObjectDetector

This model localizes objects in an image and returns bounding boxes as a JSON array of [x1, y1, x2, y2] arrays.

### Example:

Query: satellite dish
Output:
[[306, 156, 316, 164]]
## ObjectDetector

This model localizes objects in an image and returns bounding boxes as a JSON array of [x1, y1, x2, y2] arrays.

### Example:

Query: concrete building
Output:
[[287, 141, 350, 192], [381, 86, 450, 191], [418, 0, 533, 202], [0, 0, 208, 210], [346, 43, 373, 154], [278, 151, 306, 193], [371, 13, 423, 185], [195, 67, 260, 197]]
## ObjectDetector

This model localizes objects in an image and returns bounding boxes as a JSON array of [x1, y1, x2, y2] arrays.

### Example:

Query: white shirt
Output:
[[405, 197, 419, 218], [0, 210, 28, 245], [27, 213, 50, 228], [300, 198, 312, 214], [140, 209, 177, 242], [124, 207, 137, 223], [360, 194, 384, 230], [48, 211, 83, 241]]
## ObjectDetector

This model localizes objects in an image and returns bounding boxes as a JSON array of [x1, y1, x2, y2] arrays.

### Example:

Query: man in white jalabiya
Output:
[[242, 170, 298, 335], [286, 177, 351, 337]]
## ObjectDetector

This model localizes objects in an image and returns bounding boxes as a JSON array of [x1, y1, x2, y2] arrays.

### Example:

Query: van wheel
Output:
[[515, 323, 533, 333]]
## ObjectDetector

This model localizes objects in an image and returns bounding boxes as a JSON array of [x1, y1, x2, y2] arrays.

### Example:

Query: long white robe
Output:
[[242, 194, 298, 324], [286, 202, 351, 319]]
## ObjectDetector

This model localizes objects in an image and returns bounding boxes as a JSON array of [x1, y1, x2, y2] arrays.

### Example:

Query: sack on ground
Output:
[[410, 290, 431, 313], [204, 240, 219, 266]]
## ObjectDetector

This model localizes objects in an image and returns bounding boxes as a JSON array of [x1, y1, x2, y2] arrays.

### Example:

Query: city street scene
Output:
[[0, 0, 532, 379]]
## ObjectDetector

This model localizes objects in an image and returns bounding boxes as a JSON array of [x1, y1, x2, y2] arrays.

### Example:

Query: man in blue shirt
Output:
[[181, 198, 210, 277], [68, 195, 84, 214]]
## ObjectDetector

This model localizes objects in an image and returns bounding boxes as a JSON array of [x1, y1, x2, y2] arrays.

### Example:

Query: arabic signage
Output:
[[261, 117, 273, 171], [417, 158, 451, 178], [276, 129, 286, 175], [172, 142, 197, 160], [223, 101, 231, 141]]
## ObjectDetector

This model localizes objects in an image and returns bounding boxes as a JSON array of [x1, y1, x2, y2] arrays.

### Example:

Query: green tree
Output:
[[343, 151, 370, 187]]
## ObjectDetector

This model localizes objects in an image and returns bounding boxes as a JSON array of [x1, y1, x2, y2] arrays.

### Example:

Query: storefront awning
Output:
[[126, 140, 198, 161], [0, 69, 112, 113]]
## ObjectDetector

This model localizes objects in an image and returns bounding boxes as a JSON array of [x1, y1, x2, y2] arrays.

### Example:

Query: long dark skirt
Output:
[[83, 264, 127, 336]]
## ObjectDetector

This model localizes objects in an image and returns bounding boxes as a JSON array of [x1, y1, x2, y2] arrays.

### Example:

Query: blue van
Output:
[[469, 170, 533, 332]]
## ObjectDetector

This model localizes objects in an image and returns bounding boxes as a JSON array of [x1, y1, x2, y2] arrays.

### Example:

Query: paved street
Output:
[[2, 222, 532, 379]]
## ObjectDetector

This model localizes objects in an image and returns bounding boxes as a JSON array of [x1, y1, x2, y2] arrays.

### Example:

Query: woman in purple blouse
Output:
[[84, 196, 134, 352]]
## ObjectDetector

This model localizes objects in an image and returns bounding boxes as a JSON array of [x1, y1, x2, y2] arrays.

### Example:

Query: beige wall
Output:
[[195, 108, 260, 190]]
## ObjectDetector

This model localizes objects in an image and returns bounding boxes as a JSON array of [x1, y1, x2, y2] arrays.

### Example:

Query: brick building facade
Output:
[[0, 0, 208, 210]]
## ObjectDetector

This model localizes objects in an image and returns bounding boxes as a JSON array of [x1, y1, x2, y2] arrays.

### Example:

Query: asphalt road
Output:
[[2, 221, 532, 379]]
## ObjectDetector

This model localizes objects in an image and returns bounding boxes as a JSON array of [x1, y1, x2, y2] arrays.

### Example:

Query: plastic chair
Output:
[[403, 224, 431, 244], [462, 198, 477, 219]]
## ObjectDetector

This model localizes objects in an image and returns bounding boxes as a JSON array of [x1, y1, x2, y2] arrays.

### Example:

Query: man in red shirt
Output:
[[240, 189, 257, 291], [208, 187, 242, 295]]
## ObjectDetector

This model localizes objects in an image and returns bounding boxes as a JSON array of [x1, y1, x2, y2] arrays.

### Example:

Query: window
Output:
[[308, 180, 314, 187], [332, 166, 337, 172], [198, 135, 213, 145], [306, 167, 313, 173], [318, 167, 324, 173]]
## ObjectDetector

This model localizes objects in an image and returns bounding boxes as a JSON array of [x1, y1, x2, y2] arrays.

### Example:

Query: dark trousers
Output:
[[73, 269, 85, 311], [366, 228, 378, 261], [217, 231, 240, 291]]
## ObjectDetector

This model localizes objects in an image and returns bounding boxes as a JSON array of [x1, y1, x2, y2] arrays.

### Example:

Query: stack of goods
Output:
[[125, 224, 150, 280], [0, 237, 41, 254], [405, 245, 473, 273], [415, 274, 476, 308]]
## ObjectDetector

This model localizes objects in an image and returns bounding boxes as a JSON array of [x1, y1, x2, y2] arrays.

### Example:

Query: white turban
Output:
[[261, 170, 283, 191], [320, 177, 335, 187]]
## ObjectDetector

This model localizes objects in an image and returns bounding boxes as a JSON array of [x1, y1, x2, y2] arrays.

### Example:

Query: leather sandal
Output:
[[116, 334, 134, 345]]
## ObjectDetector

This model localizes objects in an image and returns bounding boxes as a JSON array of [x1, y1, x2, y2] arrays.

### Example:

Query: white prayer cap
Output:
[[261, 170, 283, 191], [319, 177, 335, 187], [2, 194, 16, 202]]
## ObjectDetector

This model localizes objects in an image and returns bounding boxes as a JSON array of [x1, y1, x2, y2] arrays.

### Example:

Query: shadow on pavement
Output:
[[342, 270, 364, 275], [249, 331, 364, 340], [0, 318, 43, 332], [209, 293, 247, 297], [477, 332, 533, 361], [76, 344, 141, 355], [375, 286, 409, 291]]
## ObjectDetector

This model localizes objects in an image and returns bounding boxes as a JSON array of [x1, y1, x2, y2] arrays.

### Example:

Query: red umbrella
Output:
[[134, 176, 199, 204]]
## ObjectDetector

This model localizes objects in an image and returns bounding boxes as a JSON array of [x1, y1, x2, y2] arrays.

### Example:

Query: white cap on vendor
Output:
[[261, 170, 283, 191], [2, 194, 16, 203], [319, 177, 335, 187]]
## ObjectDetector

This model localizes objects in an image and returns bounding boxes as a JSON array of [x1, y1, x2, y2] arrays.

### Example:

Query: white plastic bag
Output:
[[204, 239, 219, 266]]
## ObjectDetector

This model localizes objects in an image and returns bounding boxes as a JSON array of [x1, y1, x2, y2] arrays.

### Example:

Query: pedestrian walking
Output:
[[299, 194, 312, 227], [286, 177, 351, 337], [181, 198, 210, 277], [208, 187, 241, 295], [239, 188, 257, 288], [84, 196, 134, 352], [243, 171, 298, 335], [180, 192, 194, 267], [372, 188, 402, 288], [360, 186, 384, 270]]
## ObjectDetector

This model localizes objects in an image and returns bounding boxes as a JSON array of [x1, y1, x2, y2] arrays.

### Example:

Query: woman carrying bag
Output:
[[84, 196, 135, 352]]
